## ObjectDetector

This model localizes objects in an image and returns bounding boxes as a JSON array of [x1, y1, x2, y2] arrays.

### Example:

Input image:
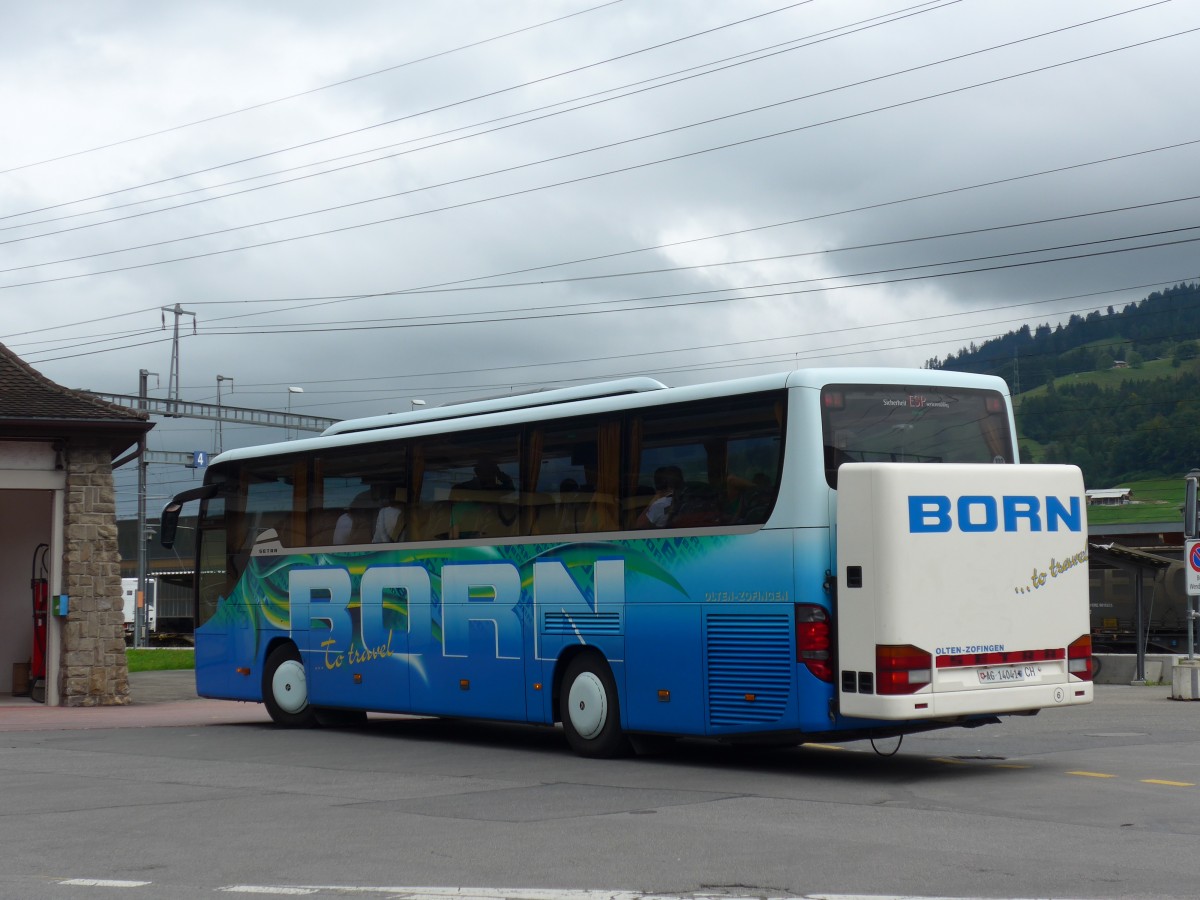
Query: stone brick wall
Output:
[[60, 441, 129, 706]]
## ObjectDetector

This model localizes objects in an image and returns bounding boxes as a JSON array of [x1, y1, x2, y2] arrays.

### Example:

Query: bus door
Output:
[[407, 557, 528, 721], [405, 436, 528, 720]]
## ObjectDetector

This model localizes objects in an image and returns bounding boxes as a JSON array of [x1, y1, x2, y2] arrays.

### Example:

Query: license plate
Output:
[[977, 665, 1027, 684]]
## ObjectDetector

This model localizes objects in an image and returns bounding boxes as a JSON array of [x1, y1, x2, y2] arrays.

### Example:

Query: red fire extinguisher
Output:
[[31, 544, 49, 685]]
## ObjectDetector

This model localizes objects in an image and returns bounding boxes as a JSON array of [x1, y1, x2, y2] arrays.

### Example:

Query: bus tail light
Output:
[[876, 644, 932, 695], [1067, 634, 1093, 680], [795, 604, 833, 682]]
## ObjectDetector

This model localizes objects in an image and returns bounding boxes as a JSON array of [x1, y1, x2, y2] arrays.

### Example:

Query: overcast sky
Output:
[[2, 0, 1197, 511]]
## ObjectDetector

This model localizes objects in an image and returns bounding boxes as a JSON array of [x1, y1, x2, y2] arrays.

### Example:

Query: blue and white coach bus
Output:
[[160, 368, 1093, 756]]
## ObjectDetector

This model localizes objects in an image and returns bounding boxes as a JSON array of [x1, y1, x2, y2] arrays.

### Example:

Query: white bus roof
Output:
[[210, 368, 1010, 466], [322, 377, 668, 437]]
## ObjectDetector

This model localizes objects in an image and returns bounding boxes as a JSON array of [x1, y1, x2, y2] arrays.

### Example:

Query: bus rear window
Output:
[[822, 384, 1012, 489]]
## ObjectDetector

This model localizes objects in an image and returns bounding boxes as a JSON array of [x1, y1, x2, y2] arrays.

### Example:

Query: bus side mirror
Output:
[[159, 483, 218, 549], [1186, 469, 1200, 540], [160, 501, 182, 549]]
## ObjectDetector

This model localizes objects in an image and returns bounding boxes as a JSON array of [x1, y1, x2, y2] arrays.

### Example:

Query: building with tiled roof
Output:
[[0, 341, 153, 707], [0, 340, 150, 453]]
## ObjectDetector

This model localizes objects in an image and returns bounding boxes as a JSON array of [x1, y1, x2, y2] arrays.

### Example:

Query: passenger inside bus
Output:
[[450, 457, 517, 539], [333, 491, 375, 545], [372, 486, 407, 542], [636, 465, 683, 528], [725, 471, 773, 524]]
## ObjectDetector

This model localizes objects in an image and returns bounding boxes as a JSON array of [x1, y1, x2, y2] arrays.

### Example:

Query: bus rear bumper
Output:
[[841, 680, 1093, 719]]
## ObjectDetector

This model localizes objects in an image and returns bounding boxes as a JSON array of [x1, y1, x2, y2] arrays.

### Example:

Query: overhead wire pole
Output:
[[162, 303, 196, 417], [215, 375, 234, 453], [135, 369, 156, 649]]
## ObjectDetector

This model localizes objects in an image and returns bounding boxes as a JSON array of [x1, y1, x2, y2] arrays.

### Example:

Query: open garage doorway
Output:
[[0, 488, 58, 698]]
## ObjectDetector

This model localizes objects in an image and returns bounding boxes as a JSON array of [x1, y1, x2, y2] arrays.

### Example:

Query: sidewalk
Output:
[[0, 669, 198, 708], [0, 669, 269, 731]]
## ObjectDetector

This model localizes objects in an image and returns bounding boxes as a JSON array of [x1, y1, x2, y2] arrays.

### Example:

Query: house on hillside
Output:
[[1086, 488, 1132, 506], [0, 342, 152, 706]]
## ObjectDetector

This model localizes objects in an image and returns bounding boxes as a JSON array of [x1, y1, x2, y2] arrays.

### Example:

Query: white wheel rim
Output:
[[272, 658, 308, 715], [567, 671, 607, 740]]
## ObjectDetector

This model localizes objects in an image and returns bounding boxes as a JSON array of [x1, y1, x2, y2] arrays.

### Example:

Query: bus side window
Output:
[[628, 410, 712, 529], [242, 461, 299, 546], [416, 432, 520, 541], [314, 446, 408, 546], [626, 394, 783, 530], [529, 421, 617, 536]]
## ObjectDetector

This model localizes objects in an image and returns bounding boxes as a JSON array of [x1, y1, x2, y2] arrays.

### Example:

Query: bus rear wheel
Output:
[[560, 653, 630, 758], [262, 643, 317, 728]]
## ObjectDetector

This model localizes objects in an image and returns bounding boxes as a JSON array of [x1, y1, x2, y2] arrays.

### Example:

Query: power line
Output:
[[193, 297, 1200, 406], [274, 318, 1200, 407], [165, 277, 1199, 392], [0, 305, 163, 341], [83, 290, 1198, 446], [381, 310, 1200, 401], [164, 136, 1200, 325], [21, 230, 1200, 366], [183, 228, 1200, 334], [1, 0, 811, 202], [9, 325, 162, 352], [6, 22, 1195, 291], [178, 225, 1200, 338], [2, 0, 957, 230], [0, 0, 629, 176], [5, 3, 1176, 259], [216, 193, 1200, 301], [7, 132, 1199, 351], [16, 190, 1200, 343]]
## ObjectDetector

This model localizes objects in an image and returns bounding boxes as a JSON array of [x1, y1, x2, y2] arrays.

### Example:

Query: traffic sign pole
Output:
[[1176, 474, 1200, 696], [1187, 539, 1200, 661]]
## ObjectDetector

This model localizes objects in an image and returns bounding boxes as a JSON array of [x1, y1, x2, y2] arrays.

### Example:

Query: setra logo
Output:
[[908, 494, 1082, 533]]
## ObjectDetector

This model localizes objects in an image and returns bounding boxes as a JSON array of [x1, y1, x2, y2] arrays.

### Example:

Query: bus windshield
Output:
[[822, 383, 1011, 488]]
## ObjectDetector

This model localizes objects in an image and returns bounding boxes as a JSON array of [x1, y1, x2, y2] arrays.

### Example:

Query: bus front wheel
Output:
[[560, 653, 630, 758], [262, 643, 317, 728]]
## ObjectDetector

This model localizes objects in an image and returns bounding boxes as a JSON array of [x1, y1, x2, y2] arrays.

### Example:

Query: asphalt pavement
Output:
[[0, 669, 267, 731], [1, 677, 1195, 899]]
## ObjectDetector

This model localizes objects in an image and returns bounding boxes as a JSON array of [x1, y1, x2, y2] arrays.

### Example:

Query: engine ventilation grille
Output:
[[706, 612, 792, 727]]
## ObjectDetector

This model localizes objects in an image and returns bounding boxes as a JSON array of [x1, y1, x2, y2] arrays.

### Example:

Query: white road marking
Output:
[[59, 879, 153, 888], [810, 895, 1093, 900], [212, 888, 1085, 900], [221, 891, 744, 900]]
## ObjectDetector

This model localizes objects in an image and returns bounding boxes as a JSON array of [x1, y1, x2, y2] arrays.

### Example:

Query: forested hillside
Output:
[[927, 281, 1200, 485]]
